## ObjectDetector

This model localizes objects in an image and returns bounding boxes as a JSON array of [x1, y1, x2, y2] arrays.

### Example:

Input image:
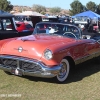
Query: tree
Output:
[[83, 5, 88, 12], [49, 7, 61, 14], [96, 4, 100, 14], [70, 0, 84, 16], [0, 0, 13, 12], [32, 4, 46, 13], [86, 1, 97, 12]]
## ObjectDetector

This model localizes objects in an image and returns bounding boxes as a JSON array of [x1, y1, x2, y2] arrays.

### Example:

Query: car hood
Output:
[[0, 34, 76, 60]]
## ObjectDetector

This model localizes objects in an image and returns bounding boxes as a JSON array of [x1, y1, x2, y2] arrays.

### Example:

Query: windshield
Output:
[[33, 23, 81, 39], [14, 16, 31, 21], [74, 16, 88, 21]]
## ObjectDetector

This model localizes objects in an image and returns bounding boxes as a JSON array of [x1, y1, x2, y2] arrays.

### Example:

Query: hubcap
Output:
[[58, 62, 67, 78]]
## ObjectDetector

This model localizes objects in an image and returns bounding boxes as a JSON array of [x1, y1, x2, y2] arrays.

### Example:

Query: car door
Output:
[[73, 38, 100, 64]]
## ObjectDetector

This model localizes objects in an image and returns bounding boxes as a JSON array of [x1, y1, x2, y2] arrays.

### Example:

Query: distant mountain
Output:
[[11, 5, 70, 15]]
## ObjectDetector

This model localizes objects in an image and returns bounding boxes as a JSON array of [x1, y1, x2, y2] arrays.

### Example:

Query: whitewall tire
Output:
[[56, 59, 70, 83]]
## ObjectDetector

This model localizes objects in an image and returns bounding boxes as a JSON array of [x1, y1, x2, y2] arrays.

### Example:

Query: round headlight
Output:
[[44, 49, 53, 60]]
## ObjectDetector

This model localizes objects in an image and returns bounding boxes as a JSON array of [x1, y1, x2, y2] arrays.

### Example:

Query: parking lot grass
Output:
[[0, 59, 100, 100]]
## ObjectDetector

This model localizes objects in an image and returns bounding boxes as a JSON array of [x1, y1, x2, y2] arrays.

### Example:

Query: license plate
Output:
[[11, 68, 22, 76]]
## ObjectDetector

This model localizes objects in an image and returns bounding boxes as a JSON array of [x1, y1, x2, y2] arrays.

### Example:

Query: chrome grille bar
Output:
[[0, 55, 62, 78], [0, 55, 42, 72]]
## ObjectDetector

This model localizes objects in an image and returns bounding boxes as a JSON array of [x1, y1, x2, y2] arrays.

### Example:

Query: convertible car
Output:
[[0, 22, 100, 83]]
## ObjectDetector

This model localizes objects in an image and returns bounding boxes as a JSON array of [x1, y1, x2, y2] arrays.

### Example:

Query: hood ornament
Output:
[[14, 47, 27, 52], [17, 35, 36, 41], [18, 47, 23, 52]]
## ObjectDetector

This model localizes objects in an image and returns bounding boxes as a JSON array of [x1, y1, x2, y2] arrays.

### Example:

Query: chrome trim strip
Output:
[[75, 51, 100, 65]]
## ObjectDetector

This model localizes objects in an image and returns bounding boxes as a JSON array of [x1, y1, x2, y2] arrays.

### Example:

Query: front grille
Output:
[[21, 61, 42, 71], [0, 56, 42, 72], [1, 59, 17, 68]]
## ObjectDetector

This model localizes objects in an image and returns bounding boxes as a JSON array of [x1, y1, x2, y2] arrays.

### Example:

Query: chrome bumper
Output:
[[0, 55, 62, 78], [0, 64, 62, 78]]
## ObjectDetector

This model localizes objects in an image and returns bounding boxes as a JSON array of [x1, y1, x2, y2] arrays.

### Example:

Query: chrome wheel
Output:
[[56, 59, 70, 83]]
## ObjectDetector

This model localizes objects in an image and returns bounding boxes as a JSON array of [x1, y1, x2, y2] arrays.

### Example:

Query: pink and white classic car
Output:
[[0, 22, 100, 83]]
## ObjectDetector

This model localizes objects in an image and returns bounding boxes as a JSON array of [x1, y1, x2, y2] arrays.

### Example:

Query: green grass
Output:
[[0, 59, 100, 100]]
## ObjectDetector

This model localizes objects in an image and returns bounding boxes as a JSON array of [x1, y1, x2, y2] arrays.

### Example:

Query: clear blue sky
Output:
[[9, 0, 100, 10]]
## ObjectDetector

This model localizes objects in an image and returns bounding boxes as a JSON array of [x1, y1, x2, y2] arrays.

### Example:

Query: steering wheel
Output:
[[63, 32, 77, 39]]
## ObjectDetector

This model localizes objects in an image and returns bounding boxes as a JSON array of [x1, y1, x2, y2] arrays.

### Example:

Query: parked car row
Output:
[[0, 10, 34, 40], [1, 10, 100, 83], [0, 20, 100, 83]]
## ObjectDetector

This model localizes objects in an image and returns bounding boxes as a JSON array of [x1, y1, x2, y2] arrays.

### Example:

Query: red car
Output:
[[16, 22, 34, 32], [0, 22, 100, 83]]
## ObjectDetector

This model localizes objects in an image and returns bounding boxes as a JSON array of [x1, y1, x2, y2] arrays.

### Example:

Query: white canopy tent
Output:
[[14, 11, 45, 16]]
